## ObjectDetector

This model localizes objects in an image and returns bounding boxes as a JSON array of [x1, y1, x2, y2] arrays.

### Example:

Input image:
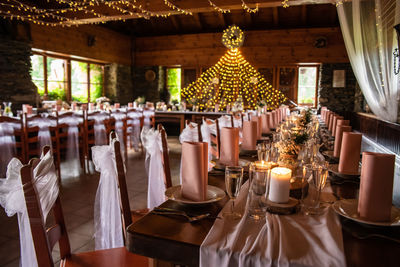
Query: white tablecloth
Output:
[[200, 182, 346, 267]]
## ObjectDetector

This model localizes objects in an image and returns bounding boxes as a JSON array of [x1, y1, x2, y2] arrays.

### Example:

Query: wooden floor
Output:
[[0, 137, 182, 266]]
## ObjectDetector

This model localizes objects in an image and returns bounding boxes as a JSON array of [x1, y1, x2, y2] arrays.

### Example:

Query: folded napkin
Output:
[[277, 109, 282, 124], [181, 142, 208, 201], [326, 112, 333, 130], [261, 114, 271, 134], [268, 112, 275, 129], [337, 119, 349, 126], [242, 121, 258, 150], [338, 132, 362, 174], [332, 116, 343, 137], [358, 152, 395, 222], [328, 113, 335, 132], [333, 125, 352, 158], [219, 127, 239, 166], [251, 115, 262, 140]]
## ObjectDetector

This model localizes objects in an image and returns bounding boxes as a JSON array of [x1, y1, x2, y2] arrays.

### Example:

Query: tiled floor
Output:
[[0, 137, 182, 266]]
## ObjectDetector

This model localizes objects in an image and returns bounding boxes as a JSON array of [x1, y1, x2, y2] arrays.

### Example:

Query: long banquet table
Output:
[[126, 165, 400, 267]]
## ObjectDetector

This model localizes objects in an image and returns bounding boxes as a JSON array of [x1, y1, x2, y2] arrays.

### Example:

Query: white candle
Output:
[[268, 167, 292, 203]]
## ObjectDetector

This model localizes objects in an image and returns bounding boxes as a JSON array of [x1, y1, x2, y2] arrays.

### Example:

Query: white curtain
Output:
[[337, 0, 400, 122]]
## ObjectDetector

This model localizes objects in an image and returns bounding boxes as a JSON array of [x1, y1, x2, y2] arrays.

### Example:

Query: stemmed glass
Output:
[[301, 161, 329, 215], [224, 166, 244, 219]]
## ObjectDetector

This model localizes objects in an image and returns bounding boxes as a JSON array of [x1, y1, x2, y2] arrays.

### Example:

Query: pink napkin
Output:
[[338, 132, 362, 174], [337, 119, 349, 126], [219, 127, 239, 166], [242, 121, 257, 150], [328, 113, 335, 132], [277, 109, 282, 124], [89, 103, 95, 110], [332, 116, 343, 137], [272, 110, 278, 128], [251, 115, 262, 139], [333, 125, 352, 158], [181, 142, 208, 201], [268, 112, 275, 129], [261, 114, 270, 134], [358, 152, 395, 222]]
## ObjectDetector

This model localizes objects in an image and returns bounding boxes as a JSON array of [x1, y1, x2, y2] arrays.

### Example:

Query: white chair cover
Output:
[[127, 110, 142, 150], [179, 122, 200, 143], [143, 110, 154, 128], [27, 116, 56, 150], [0, 122, 19, 177], [217, 115, 232, 128], [200, 182, 346, 267], [88, 112, 108, 146], [111, 112, 126, 157], [200, 119, 217, 171], [58, 115, 83, 177], [0, 151, 59, 267], [140, 127, 166, 209], [91, 139, 124, 250]]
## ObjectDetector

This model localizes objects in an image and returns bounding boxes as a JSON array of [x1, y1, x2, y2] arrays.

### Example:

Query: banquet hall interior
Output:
[[0, 0, 399, 266]]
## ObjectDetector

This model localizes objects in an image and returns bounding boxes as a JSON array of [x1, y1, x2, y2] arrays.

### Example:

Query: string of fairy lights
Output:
[[181, 26, 286, 111], [0, 0, 303, 26]]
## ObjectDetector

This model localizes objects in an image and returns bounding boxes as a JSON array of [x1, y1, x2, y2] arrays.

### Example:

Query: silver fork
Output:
[[152, 210, 211, 223]]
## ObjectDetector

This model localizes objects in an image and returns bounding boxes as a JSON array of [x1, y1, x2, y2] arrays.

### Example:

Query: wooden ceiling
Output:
[[0, 0, 339, 37], [105, 3, 339, 37]]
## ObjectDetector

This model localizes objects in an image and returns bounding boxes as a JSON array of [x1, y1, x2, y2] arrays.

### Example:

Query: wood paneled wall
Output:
[[30, 24, 131, 65], [135, 27, 349, 67]]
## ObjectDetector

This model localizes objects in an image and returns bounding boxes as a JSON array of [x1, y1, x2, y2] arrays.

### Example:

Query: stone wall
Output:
[[318, 63, 357, 114], [132, 66, 162, 103], [104, 63, 133, 104], [0, 21, 37, 112]]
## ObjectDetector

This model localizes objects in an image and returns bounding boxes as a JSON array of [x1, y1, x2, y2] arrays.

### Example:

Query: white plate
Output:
[[332, 199, 400, 226], [165, 185, 226, 205]]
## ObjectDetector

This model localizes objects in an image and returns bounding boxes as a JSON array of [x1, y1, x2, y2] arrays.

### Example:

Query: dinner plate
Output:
[[165, 185, 226, 205], [213, 159, 250, 171], [332, 199, 400, 226], [328, 164, 360, 179]]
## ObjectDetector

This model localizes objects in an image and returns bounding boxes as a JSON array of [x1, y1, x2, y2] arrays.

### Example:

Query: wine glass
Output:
[[301, 161, 329, 215], [224, 166, 244, 219]]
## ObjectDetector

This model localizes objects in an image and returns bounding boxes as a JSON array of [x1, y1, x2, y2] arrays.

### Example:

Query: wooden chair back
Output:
[[86, 111, 110, 156], [23, 114, 60, 180], [109, 110, 128, 157], [0, 115, 26, 163], [203, 117, 220, 158], [111, 133, 132, 240], [157, 124, 172, 188], [185, 119, 202, 142], [20, 146, 71, 267], [230, 114, 235, 127], [126, 108, 143, 151]]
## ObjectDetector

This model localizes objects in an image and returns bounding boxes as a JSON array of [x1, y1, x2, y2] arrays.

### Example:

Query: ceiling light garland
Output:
[[208, 0, 230, 13], [163, 0, 192, 15], [241, 0, 259, 13], [282, 0, 289, 8]]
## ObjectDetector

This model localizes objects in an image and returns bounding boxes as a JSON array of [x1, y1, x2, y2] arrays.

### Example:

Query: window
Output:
[[167, 68, 181, 103], [30, 53, 104, 102], [297, 66, 318, 106]]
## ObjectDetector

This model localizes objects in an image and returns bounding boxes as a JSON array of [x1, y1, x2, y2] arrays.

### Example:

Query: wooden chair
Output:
[[109, 110, 128, 157], [23, 114, 61, 180], [126, 108, 143, 152], [56, 111, 86, 175], [157, 124, 172, 189], [19, 147, 148, 267], [184, 119, 202, 142], [142, 108, 155, 129], [202, 117, 220, 159], [0, 115, 25, 163]]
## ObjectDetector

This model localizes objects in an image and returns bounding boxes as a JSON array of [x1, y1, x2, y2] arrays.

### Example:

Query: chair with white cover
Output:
[[201, 117, 220, 159], [140, 124, 172, 209], [7, 146, 148, 267], [126, 108, 143, 152], [179, 120, 202, 143]]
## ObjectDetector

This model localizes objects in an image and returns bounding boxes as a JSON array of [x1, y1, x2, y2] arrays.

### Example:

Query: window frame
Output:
[[32, 51, 105, 103], [296, 65, 320, 108]]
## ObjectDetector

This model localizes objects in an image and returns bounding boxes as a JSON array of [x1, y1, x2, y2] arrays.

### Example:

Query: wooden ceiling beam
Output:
[[60, 0, 333, 25], [301, 5, 307, 25], [272, 7, 279, 27], [218, 12, 226, 28], [193, 13, 203, 30], [170, 16, 180, 31]]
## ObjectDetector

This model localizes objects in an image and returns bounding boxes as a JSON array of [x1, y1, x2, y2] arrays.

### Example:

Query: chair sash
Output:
[[179, 122, 199, 143], [27, 116, 56, 150], [217, 115, 232, 128], [91, 141, 124, 250], [0, 151, 59, 267], [143, 110, 154, 128], [0, 122, 18, 177], [59, 116, 82, 177], [140, 127, 166, 209], [111, 113, 126, 156], [127, 111, 142, 150]]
